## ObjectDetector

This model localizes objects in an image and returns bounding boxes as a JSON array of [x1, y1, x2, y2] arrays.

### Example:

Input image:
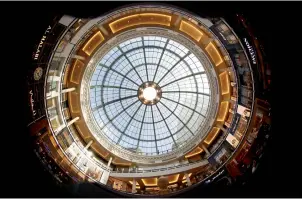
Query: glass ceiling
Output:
[[89, 36, 211, 156]]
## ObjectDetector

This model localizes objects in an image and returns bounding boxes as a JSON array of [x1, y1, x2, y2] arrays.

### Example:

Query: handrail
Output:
[[111, 159, 206, 173]]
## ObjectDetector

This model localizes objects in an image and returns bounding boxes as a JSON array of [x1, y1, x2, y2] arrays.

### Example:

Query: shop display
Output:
[[226, 133, 240, 148]]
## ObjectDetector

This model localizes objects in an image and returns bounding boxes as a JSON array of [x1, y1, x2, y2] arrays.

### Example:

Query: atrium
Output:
[[26, 3, 271, 197]]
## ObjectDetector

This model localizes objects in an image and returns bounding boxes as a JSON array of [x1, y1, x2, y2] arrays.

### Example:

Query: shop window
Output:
[[243, 72, 253, 88], [226, 34, 238, 44], [57, 132, 69, 150], [241, 87, 253, 99], [217, 23, 229, 32], [48, 108, 58, 118], [49, 57, 63, 71], [239, 96, 252, 109]]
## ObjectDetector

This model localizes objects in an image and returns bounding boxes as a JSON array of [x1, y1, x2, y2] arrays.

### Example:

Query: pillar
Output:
[[84, 140, 93, 150], [72, 55, 85, 61], [67, 117, 79, 127], [185, 173, 192, 186], [46, 87, 75, 99], [62, 87, 76, 94], [201, 144, 210, 156], [132, 178, 137, 193], [107, 157, 112, 168], [55, 124, 65, 135]]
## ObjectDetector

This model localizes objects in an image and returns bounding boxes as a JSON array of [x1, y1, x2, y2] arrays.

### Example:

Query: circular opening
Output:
[[85, 31, 216, 158], [83, 28, 217, 159], [143, 87, 157, 101]]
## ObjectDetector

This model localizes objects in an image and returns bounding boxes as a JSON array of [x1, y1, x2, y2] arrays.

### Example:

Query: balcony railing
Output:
[[111, 159, 207, 174]]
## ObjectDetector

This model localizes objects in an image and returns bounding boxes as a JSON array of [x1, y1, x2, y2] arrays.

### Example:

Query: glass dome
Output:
[[89, 36, 212, 156]]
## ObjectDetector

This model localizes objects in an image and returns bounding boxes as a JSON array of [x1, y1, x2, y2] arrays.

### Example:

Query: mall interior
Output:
[[25, 3, 273, 197]]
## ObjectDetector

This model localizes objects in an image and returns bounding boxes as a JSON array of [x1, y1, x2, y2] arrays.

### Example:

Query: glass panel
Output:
[[89, 36, 212, 156]]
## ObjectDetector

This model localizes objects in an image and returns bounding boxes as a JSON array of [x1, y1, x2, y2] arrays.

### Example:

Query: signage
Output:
[[226, 133, 240, 148], [33, 25, 52, 60], [27, 81, 46, 124], [243, 38, 257, 65], [229, 113, 241, 135], [237, 104, 251, 117], [29, 90, 37, 117]]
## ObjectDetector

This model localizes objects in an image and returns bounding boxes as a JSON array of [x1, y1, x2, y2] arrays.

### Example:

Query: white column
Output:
[[84, 140, 93, 150], [47, 88, 75, 99], [185, 173, 192, 186], [201, 144, 210, 156], [107, 157, 112, 168], [132, 178, 137, 193], [97, 24, 109, 36], [72, 55, 85, 61], [55, 124, 66, 135], [62, 87, 76, 94], [67, 117, 79, 127]]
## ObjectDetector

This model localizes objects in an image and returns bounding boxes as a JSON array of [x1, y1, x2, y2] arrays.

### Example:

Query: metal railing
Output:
[[43, 16, 112, 186], [111, 159, 207, 173]]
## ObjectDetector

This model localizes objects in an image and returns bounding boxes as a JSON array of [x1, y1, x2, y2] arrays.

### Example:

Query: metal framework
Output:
[[90, 35, 212, 156], [81, 28, 219, 163]]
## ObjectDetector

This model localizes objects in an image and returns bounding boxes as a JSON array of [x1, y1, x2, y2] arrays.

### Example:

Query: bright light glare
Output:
[[143, 87, 157, 100]]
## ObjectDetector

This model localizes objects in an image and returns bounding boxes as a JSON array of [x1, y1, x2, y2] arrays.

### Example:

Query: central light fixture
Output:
[[143, 87, 157, 101], [138, 81, 162, 105]]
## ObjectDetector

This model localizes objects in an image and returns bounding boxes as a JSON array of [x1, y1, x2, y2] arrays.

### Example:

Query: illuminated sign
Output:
[[33, 25, 52, 60], [29, 90, 37, 116], [243, 38, 257, 65], [226, 133, 239, 148]]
